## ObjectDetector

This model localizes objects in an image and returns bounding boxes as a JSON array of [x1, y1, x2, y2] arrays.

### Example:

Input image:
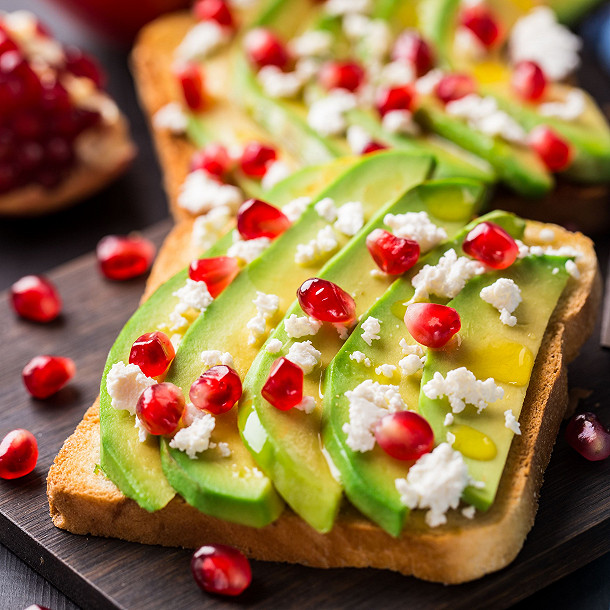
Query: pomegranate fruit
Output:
[[375, 411, 434, 460], [237, 198, 290, 240], [404, 303, 461, 348], [190, 365, 242, 414], [462, 221, 519, 270], [392, 31, 435, 77], [511, 61, 547, 102], [565, 412, 610, 461], [10, 275, 62, 322], [528, 125, 572, 172], [261, 357, 303, 411], [319, 60, 365, 92], [435, 73, 476, 104], [244, 28, 289, 70], [22, 355, 75, 399], [297, 278, 356, 324], [193, 0, 235, 29], [191, 544, 252, 596], [190, 143, 232, 177], [366, 228, 420, 275], [175, 61, 206, 111], [239, 142, 277, 177], [129, 332, 175, 378], [460, 6, 502, 48], [362, 141, 388, 154], [376, 85, 415, 117], [0, 429, 38, 479], [136, 382, 186, 436], [189, 256, 240, 297], [96, 234, 156, 281]]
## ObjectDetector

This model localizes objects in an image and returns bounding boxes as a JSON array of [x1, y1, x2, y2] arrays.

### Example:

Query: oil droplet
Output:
[[464, 341, 534, 386], [391, 299, 408, 320], [451, 424, 497, 460]]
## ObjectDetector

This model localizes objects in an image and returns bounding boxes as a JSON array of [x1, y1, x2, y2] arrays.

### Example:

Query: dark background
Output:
[[0, 0, 608, 608]]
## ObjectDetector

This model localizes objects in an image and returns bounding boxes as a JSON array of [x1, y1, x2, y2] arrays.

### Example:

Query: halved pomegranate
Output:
[[244, 28, 289, 70], [129, 332, 175, 378], [96, 234, 156, 281], [391, 31, 435, 77], [22, 355, 75, 399], [375, 411, 434, 460], [190, 143, 232, 177], [190, 365, 242, 414], [528, 125, 572, 172], [239, 142, 277, 177], [366, 228, 420, 275], [262, 357, 304, 410], [462, 221, 518, 269], [191, 544, 252, 596], [0, 429, 38, 479], [237, 198, 290, 240], [189, 256, 240, 297], [319, 60, 365, 92], [175, 61, 206, 111], [460, 5, 502, 48], [136, 382, 185, 436], [435, 73, 476, 104], [297, 278, 356, 324], [376, 85, 415, 117], [64, 47, 106, 88], [404, 303, 461, 348], [10, 275, 62, 322], [511, 61, 547, 103], [193, 0, 235, 29], [565, 412, 610, 461]]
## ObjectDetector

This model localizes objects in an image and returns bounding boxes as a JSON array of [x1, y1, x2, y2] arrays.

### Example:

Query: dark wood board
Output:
[[0, 220, 608, 610]]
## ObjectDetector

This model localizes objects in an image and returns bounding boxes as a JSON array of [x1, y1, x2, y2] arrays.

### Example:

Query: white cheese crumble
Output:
[[343, 14, 392, 61], [169, 279, 214, 331], [169, 413, 216, 459], [334, 323, 350, 340], [295, 396, 316, 414], [538, 228, 556, 243], [399, 354, 425, 377], [288, 30, 333, 57], [325, 0, 371, 16], [286, 340, 321, 375], [539, 90, 585, 121], [314, 197, 338, 222], [375, 363, 396, 378], [216, 442, 232, 457], [247, 292, 280, 345], [265, 338, 283, 354], [261, 160, 291, 191], [517, 241, 582, 260], [453, 26, 486, 61], [295, 225, 339, 265], [106, 362, 155, 416], [378, 60, 415, 87], [504, 409, 522, 435], [307, 90, 358, 136], [381, 109, 420, 136], [200, 350, 235, 369], [361, 316, 381, 346], [227, 236, 271, 263], [384, 211, 447, 252], [414, 69, 444, 96], [346, 125, 372, 155], [178, 170, 243, 215], [480, 278, 522, 327], [461, 505, 476, 519], [190, 206, 232, 254], [284, 314, 322, 338], [334, 201, 364, 236], [399, 338, 425, 357], [282, 196, 311, 222], [134, 416, 148, 443], [153, 102, 188, 134], [444, 412, 455, 427], [183, 401, 204, 427], [566, 259, 580, 279], [349, 351, 372, 367], [257, 65, 305, 99], [175, 20, 230, 61], [423, 367, 504, 414]]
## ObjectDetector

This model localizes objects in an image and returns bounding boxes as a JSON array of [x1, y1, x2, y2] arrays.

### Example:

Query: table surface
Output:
[[0, 1, 608, 609]]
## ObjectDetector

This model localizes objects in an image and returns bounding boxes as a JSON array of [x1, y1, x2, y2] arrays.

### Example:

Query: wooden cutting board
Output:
[[0, 220, 608, 610]]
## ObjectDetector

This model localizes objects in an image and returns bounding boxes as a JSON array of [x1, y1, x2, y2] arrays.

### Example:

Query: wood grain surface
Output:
[[0, 220, 608, 610]]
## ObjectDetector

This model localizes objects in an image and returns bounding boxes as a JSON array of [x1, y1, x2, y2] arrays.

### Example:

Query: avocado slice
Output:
[[239, 179, 486, 532], [322, 210, 526, 535]]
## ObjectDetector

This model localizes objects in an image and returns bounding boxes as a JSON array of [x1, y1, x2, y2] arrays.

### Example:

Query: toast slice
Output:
[[47, 216, 601, 584]]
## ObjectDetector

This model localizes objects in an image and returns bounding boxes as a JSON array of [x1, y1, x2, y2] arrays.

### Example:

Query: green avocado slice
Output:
[[322, 210, 526, 536], [239, 179, 486, 532]]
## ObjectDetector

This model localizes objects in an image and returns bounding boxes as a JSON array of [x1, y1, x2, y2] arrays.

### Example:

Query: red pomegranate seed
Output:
[[376, 85, 415, 117], [190, 365, 242, 415], [366, 229, 420, 275], [319, 60, 365, 92], [297, 278, 356, 324], [375, 411, 434, 461], [129, 332, 175, 378], [528, 125, 572, 172], [191, 544, 252, 596], [189, 256, 240, 297], [261, 357, 303, 411], [10, 275, 62, 323], [0, 51, 42, 108], [96, 235, 156, 281], [22, 355, 75, 399], [391, 31, 435, 77], [511, 61, 547, 102], [136, 382, 185, 436], [244, 28, 289, 70], [460, 6, 501, 48], [404, 303, 461, 348], [175, 62, 206, 111], [190, 143, 232, 177], [435, 73, 476, 104], [64, 47, 106, 88], [0, 28, 18, 57], [362, 141, 388, 154], [0, 429, 38, 480], [565, 412, 610, 461], [239, 142, 277, 177], [237, 198, 290, 240], [24, 606, 50, 610], [462, 221, 518, 269], [193, 0, 235, 28]]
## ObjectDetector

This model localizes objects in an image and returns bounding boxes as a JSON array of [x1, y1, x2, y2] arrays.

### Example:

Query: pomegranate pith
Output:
[[511, 61, 547, 102], [64, 47, 106, 88], [391, 31, 435, 77], [22, 355, 76, 399], [244, 28, 289, 70], [189, 256, 240, 297], [460, 6, 501, 48], [435, 74, 476, 104], [366, 228, 420, 275], [528, 125, 572, 172], [191, 544, 252, 596], [239, 142, 277, 177], [565, 412, 610, 461], [375, 411, 435, 461], [237, 198, 291, 240], [136, 382, 185, 436], [319, 60, 365, 92], [376, 85, 415, 117], [193, 0, 235, 29], [261, 357, 303, 411], [297, 278, 357, 324], [129, 332, 175, 378], [10, 275, 62, 322], [190, 143, 232, 177], [96, 234, 156, 281], [190, 365, 242, 414], [462, 221, 518, 270], [0, 429, 38, 479], [404, 303, 461, 348]]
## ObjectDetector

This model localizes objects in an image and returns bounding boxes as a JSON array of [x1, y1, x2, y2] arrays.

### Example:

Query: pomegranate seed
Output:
[[462, 221, 519, 269], [366, 229, 420, 275], [0, 51, 42, 107], [190, 365, 242, 414], [136, 382, 185, 436], [376, 85, 415, 117], [10, 275, 62, 323], [261, 357, 303, 411], [319, 60, 365, 92], [239, 142, 277, 177], [64, 47, 106, 88], [0, 429, 38, 479], [0, 29, 18, 57], [189, 256, 240, 297], [22, 355, 75, 399], [435, 73, 476, 104], [129, 332, 175, 378], [374, 411, 434, 461], [392, 31, 435, 77], [460, 6, 501, 48], [175, 62, 206, 111], [194, 0, 235, 29], [297, 278, 356, 324], [244, 28, 289, 70], [565, 412, 610, 461], [362, 141, 388, 154], [404, 303, 461, 348], [528, 125, 572, 172], [190, 143, 232, 177], [237, 198, 290, 240], [24, 606, 50, 610], [511, 61, 547, 102], [96, 235, 156, 281], [191, 544, 251, 596]]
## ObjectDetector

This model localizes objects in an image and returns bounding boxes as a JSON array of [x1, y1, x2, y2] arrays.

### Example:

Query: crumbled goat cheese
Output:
[[566, 259, 580, 279], [423, 367, 504, 414], [334, 201, 364, 236], [334, 324, 350, 340], [286, 340, 321, 375], [395, 443, 473, 527], [509, 7, 581, 81], [414, 69, 444, 95], [325, 0, 371, 16], [384, 211, 447, 252], [257, 65, 305, 99], [170, 333, 182, 351], [178, 170, 243, 214], [453, 26, 487, 61], [200, 350, 235, 368], [480, 278, 522, 327], [288, 30, 333, 57], [247, 292, 280, 345], [461, 505, 476, 519], [504, 409, 522, 435], [175, 20, 230, 61], [153, 102, 188, 134], [134, 416, 148, 443], [314, 197, 338, 222], [399, 354, 425, 377], [446, 431, 456, 446], [265, 338, 283, 354], [376, 363, 396, 378], [282, 196, 311, 222], [169, 279, 214, 330], [295, 396, 316, 414], [106, 362, 155, 416], [399, 338, 425, 357], [294, 57, 321, 81], [183, 402, 204, 426], [307, 90, 358, 136], [517, 241, 582, 260], [382, 109, 420, 135], [190, 206, 232, 254], [295, 225, 339, 264], [349, 351, 372, 367], [538, 228, 556, 243], [378, 60, 415, 86], [227, 236, 271, 263], [444, 412, 455, 427], [169, 414, 216, 459], [215, 442, 231, 457], [284, 314, 322, 338], [539, 90, 585, 121], [347, 125, 372, 155], [361, 316, 381, 345], [343, 380, 406, 452], [261, 160, 292, 190], [343, 15, 392, 60]]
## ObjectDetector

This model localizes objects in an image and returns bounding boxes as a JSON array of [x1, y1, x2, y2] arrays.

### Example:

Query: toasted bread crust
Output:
[[47, 218, 601, 584]]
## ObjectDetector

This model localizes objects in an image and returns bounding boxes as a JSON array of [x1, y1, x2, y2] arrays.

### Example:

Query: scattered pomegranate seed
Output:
[[565, 412, 610, 461], [129, 332, 175, 378], [189, 256, 240, 297], [435, 73, 476, 104], [175, 62, 206, 111], [64, 47, 107, 89], [362, 141, 388, 154], [0, 429, 38, 480], [297, 278, 356, 324], [391, 31, 435, 77], [261, 357, 303, 411], [511, 61, 547, 103], [191, 544, 252, 596], [24, 605, 50, 610], [190, 365, 242, 414], [376, 85, 415, 117], [136, 382, 185, 436], [22, 355, 75, 399], [237, 198, 291, 240], [462, 221, 518, 269], [404, 303, 461, 348], [96, 234, 156, 281], [10, 275, 62, 323], [239, 142, 277, 177], [190, 143, 232, 177], [366, 229, 420, 275], [319, 60, 365, 92], [528, 125, 572, 172], [193, 0, 235, 29], [460, 6, 501, 48], [375, 411, 434, 461], [244, 28, 289, 70]]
